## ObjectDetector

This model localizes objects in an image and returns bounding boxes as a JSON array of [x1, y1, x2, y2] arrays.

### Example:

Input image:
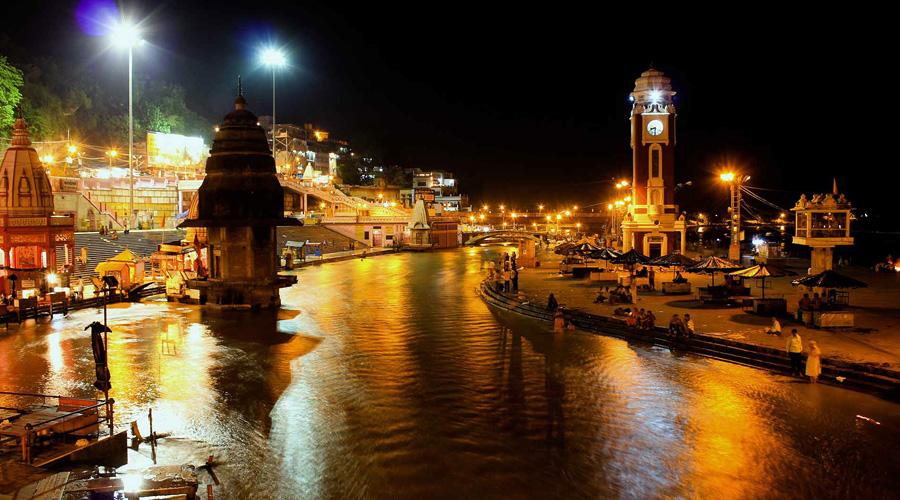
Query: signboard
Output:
[[414, 190, 435, 202], [147, 132, 206, 169]]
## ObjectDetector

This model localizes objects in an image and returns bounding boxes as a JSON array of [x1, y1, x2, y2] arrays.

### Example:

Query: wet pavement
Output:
[[2, 246, 900, 499]]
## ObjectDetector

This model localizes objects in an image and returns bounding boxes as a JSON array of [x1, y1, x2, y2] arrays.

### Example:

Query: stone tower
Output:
[[179, 82, 300, 309]]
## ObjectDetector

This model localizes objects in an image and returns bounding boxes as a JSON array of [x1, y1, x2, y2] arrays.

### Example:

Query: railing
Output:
[[0, 391, 113, 464]]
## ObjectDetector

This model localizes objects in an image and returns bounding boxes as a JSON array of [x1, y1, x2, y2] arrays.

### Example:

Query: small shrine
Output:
[[95, 248, 145, 290], [406, 198, 431, 250], [0, 108, 75, 298], [178, 80, 300, 309], [791, 181, 854, 274]]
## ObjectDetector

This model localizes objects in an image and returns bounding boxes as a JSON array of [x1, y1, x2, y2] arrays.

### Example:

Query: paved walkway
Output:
[[505, 251, 900, 369]]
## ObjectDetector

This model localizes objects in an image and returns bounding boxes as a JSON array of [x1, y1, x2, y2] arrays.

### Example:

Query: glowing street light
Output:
[[261, 47, 287, 159], [720, 172, 735, 182], [111, 20, 144, 225]]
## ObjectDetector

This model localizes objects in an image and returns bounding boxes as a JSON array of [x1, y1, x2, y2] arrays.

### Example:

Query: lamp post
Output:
[[720, 172, 750, 262], [111, 22, 143, 227], [262, 48, 287, 159]]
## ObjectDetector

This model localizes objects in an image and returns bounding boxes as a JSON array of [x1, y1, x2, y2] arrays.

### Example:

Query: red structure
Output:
[[0, 110, 75, 297]]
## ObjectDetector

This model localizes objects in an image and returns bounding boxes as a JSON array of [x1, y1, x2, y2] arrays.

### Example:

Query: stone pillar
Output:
[[303, 193, 308, 214], [680, 230, 686, 254], [623, 227, 632, 252], [810, 247, 833, 275]]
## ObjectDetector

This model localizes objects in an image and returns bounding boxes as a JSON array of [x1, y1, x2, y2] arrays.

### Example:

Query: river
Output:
[[1, 247, 899, 499]]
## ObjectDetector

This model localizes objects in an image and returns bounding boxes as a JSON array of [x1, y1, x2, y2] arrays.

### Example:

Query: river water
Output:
[[2, 247, 900, 499]]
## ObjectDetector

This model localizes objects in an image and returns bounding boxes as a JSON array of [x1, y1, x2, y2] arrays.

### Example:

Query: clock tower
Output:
[[621, 67, 686, 257]]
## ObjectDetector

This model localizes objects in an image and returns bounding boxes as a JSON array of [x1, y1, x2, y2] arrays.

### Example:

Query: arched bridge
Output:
[[464, 231, 547, 246]]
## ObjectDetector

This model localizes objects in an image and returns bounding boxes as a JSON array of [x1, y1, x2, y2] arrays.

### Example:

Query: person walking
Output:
[[786, 329, 803, 376], [648, 268, 656, 290], [503, 268, 511, 292], [806, 340, 822, 383], [511, 267, 519, 291]]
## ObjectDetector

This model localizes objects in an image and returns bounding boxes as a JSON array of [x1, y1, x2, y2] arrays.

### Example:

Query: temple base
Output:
[[188, 276, 296, 310]]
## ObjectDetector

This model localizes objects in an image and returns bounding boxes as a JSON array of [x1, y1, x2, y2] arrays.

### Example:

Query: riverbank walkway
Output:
[[503, 251, 900, 371]]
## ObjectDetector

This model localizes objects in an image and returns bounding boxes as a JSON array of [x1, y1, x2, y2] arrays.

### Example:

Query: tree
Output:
[[0, 55, 23, 136]]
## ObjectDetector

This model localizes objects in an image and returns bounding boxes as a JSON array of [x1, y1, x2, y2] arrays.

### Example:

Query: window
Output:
[[650, 148, 661, 178]]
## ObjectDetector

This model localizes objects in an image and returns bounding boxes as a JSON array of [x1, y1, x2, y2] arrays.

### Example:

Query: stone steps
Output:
[[478, 280, 900, 397]]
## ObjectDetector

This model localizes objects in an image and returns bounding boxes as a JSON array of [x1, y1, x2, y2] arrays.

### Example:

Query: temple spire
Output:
[[234, 75, 246, 110]]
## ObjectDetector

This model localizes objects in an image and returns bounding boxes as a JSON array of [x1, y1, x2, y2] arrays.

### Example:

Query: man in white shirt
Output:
[[786, 329, 803, 376], [765, 317, 781, 335]]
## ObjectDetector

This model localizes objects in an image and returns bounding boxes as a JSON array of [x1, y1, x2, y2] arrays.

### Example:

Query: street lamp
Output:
[[511, 213, 517, 230], [720, 171, 751, 262], [261, 47, 287, 159], [111, 21, 143, 226]]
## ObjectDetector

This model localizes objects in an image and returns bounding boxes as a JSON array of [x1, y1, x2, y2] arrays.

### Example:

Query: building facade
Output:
[[0, 111, 75, 297]]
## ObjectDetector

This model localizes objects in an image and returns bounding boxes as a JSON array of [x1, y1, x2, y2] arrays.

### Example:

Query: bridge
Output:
[[463, 230, 547, 246]]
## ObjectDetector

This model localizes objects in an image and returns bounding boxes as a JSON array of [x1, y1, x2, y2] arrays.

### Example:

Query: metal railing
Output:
[[0, 391, 113, 464]]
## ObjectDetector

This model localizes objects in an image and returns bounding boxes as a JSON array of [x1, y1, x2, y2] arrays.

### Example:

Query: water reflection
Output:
[[1, 249, 899, 499]]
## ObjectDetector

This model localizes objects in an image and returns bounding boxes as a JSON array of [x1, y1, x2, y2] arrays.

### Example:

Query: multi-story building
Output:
[[407, 169, 469, 211], [260, 119, 348, 179]]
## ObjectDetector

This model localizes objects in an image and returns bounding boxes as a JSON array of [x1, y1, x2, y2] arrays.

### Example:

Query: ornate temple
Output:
[[0, 108, 75, 297], [179, 82, 299, 309]]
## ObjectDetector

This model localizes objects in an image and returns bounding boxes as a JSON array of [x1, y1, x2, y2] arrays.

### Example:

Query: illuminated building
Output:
[[621, 67, 687, 257], [791, 186, 854, 274], [0, 109, 75, 297]]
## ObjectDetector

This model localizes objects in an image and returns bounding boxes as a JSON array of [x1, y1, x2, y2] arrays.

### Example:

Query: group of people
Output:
[[797, 292, 842, 320], [594, 285, 633, 305], [489, 251, 519, 293], [786, 329, 821, 383], [667, 313, 694, 339], [624, 308, 656, 330]]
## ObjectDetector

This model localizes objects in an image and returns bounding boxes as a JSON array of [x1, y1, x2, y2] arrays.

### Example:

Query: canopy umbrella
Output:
[[590, 247, 622, 269], [651, 253, 697, 269], [554, 242, 575, 255], [686, 255, 742, 286], [611, 249, 653, 266], [728, 263, 787, 298], [611, 249, 653, 288], [792, 270, 868, 289], [566, 242, 602, 257]]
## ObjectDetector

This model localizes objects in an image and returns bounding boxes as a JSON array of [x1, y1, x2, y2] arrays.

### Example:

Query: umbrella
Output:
[[86, 321, 112, 393], [792, 270, 868, 289], [611, 249, 653, 266], [611, 249, 653, 287], [729, 263, 786, 298], [590, 247, 622, 269], [566, 242, 602, 257], [554, 242, 575, 255], [686, 255, 742, 286], [651, 253, 697, 268]]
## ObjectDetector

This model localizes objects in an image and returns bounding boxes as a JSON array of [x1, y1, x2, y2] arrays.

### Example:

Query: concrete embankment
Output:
[[478, 279, 900, 399]]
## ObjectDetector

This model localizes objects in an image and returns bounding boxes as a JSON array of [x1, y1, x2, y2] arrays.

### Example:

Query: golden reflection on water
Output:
[[1, 250, 900, 499]]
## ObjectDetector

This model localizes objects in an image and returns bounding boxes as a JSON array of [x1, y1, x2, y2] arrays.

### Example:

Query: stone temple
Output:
[[179, 82, 299, 309]]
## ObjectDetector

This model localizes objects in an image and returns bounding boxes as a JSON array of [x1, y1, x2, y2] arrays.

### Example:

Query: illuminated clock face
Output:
[[647, 119, 664, 136]]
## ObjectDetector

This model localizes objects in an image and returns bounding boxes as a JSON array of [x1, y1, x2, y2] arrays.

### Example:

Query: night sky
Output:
[[1, 2, 889, 223]]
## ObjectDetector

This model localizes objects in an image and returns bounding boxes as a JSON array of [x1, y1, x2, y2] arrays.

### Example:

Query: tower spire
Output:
[[234, 75, 246, 110]]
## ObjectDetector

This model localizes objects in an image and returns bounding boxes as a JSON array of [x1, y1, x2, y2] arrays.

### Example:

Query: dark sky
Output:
[[1, 2, 890, 221]]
